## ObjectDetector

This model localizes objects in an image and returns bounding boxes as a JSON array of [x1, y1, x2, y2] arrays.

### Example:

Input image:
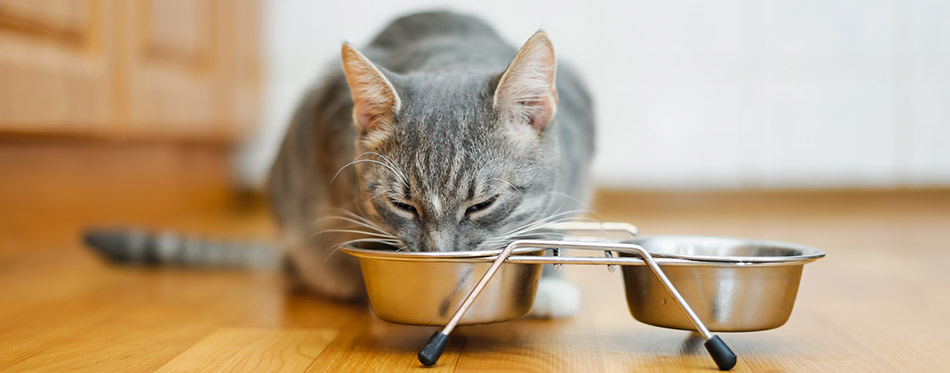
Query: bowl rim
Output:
[[340, 245, 548, 262], [633, 235, 826, 263], [341, 236, 826, 265]]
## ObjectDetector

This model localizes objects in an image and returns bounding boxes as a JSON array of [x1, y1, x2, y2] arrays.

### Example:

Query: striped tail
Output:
[[82, 228, 281, 269]]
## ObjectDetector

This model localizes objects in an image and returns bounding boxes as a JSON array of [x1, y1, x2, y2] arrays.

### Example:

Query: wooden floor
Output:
[[2, 143, 949, 371]]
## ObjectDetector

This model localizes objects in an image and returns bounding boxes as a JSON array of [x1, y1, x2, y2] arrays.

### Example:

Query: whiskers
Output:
[[331, 151, 408, 187], [314, 209, 408, 261], [322, 152, 411, 259], [477, 191, 607, 250], [479, 208, 599, 250]]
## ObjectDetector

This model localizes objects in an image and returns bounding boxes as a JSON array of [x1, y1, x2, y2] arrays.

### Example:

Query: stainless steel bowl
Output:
[[342, 246, 546, 326], [620, 236, 825, 332], [343, 232, 825, 332]]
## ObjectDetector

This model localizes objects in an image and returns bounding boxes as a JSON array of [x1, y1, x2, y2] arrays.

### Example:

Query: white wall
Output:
[[237, 0, 950, 190]]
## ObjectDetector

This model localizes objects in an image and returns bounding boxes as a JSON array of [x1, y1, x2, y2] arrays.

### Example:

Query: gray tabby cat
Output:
[[82, 11, 594, 317], [267, 12, 594, 315]]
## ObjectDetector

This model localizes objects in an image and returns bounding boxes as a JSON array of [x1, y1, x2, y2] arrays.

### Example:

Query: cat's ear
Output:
[[341, 43, 401, 137], [493, 31, 558, 132]]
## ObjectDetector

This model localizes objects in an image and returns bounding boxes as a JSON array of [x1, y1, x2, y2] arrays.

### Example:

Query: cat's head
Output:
[[341, 32, 561, 252]]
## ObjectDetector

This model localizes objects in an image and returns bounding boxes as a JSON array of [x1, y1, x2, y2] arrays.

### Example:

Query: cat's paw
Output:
[[529, 277, 581, 318]]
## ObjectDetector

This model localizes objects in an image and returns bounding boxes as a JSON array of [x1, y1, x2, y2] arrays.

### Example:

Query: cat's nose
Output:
[[422, 229, 457, 252]]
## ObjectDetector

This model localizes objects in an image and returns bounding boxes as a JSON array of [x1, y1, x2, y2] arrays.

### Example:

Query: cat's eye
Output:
[[389, 200, 417, 215], [466, 196, 497, 216]]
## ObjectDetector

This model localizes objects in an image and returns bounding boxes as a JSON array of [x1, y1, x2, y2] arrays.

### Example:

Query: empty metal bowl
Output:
[[342, 246, 547, 326], [620, 236, 825, 332]]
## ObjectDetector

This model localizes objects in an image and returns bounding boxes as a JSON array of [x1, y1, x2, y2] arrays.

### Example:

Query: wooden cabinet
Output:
[[0, 0, 115, 134], [0, 0, 260, 141]]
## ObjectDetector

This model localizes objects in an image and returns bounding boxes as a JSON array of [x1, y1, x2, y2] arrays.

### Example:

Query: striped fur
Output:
[[267, 12, 595, 300]]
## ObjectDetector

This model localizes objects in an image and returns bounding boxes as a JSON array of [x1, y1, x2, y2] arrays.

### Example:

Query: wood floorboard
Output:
[[306, 314, 462, 372], [157, 328, 338, 372], [2, 179, 949, 371]]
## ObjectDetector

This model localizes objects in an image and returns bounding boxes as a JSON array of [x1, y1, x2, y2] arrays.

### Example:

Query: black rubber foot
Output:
[[418, 331, 450, 366], [704, 335, 738, 370]]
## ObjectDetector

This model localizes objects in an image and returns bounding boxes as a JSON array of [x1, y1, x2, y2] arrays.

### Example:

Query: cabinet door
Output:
[[226, 0, 262, 140], [0, 0, 260, 140], [0, 0, 116, 134], [121, 0, 222, 139], [120, 0, 260, 141]]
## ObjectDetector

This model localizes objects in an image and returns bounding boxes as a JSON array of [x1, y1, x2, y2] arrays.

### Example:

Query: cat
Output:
[[266, 11, 594, 317], [85, 11, 595, 318]]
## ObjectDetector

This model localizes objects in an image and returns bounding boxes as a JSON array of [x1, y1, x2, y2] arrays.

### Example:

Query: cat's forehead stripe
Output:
[[430, 193, 442, 214], [467, 178, 476, 200]]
